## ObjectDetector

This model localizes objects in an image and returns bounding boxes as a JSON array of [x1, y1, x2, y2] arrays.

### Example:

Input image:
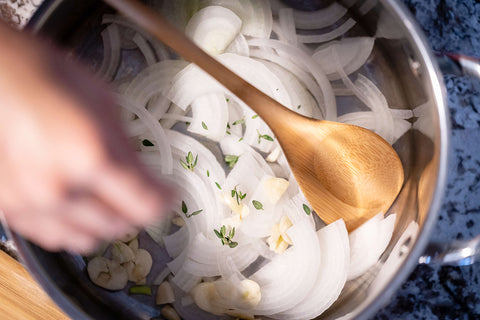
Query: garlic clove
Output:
[[119, 230, 139, 243], [126, 249, 153, 282], [161, 305, 181, 320], [111, 241, 135, 264], [156, 281, 175, 305], [87, 257, 128, 291], [263, 177, 289, 205], [128, 238, 139, 252]]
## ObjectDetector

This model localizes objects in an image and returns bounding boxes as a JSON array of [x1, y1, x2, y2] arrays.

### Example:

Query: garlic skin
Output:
[[87, 257, 128, 290]]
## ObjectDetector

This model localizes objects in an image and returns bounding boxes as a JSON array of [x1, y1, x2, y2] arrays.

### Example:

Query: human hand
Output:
[[0, 22, 171, 253]]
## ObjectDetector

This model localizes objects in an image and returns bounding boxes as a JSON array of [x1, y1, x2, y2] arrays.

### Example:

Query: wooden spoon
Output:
[[103, 0, 404, 231]]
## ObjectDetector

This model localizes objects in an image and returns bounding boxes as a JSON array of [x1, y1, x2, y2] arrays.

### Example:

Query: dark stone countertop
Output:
[[373, 0, 480, 319]]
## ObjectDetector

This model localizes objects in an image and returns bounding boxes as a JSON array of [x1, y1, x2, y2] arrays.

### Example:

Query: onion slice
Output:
[[185, 6, 242, 55]]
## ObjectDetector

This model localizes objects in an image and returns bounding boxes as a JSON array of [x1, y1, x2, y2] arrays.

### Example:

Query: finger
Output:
[[4, 209, 97, 253], [86, 164, 172, 226], [58, 198, 137, 241]]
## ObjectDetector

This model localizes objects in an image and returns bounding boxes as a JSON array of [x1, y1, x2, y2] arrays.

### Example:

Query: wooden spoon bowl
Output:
[[103, 0, 404, 231]]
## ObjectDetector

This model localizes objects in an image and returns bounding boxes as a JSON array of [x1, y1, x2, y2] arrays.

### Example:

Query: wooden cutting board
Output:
[[0, 250, 71, 320]]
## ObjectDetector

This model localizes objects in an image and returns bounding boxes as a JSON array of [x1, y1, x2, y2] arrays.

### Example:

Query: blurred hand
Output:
[[0, 22, 171, 253]]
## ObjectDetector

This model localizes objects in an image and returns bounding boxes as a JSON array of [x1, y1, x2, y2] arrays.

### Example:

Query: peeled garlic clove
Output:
[[221, 192, 245, 216], [119, 230, 139, 243], [215, 279, 261, 309], [171, 215, 185, 227], [236, 279, 261, 309], [191, 282, 224, 315], [111, 241, 135, 264], [127, 249, 153, 282], [128, 238, 139, 252], [263, 177, 289, 205], [156, 281, 175, 305], [161, 305, 181, 320], [87, 257, 128, 291], [267, 216, 293, 253]]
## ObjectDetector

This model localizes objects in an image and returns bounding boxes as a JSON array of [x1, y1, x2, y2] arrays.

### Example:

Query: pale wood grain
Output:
[[0, 250, 70, 320]]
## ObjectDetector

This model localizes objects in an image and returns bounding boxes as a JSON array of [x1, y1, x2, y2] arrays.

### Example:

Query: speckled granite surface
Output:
[[373, 0, 480, 319], [1, 0, 480, 319]]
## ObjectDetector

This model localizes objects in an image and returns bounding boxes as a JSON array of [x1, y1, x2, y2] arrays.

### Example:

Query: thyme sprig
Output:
[[214, 225, 238, 248], [231, 185, 247, 205], [257, 129, 274, 144], [180, 151, 198, 172], [181, 201, 202, 218]]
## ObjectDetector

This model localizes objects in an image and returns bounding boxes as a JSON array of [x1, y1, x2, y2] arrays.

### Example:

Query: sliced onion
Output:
[[98, 24, 121, 81], [297, 18, 356, 44], [116, 96, 173, 174], [295, 3, 347, 30], [182, 234, 261, 277], [164, 226, 189, 259], [276, 8, 297, 45], [275, 219, 349, 319], [200, 0, 272, 38], [312, 37, 375, 80], [248, 38, 337, 120], [348, 213, 396, 280], [338, 111, 411, 144], [260, 60, 315, 117], [188, 93, 229, 141], [185, 6, 242, 55], [133, 33, 157, 66], [249, 48, 324, 119], [225, 33, 250, 57], [249, 218, 321, 315], [271, 0, 348, 30], [171, 268, 202, 292], [331, 48, 395, 143]]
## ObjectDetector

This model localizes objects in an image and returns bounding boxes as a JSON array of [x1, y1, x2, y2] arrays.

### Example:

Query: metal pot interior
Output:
[[15, 0, 449, 319]]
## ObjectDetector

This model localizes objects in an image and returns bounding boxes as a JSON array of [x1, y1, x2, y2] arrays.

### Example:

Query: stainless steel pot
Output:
[[9, 0, 457, 319]]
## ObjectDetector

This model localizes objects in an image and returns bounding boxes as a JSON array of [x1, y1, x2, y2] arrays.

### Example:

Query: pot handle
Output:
[[419, 235, 480, 266], [436, 52, 480, 78]]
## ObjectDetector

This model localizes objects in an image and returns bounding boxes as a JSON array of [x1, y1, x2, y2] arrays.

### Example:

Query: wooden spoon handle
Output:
[[0, 250, 70, 320], [102, 0, 299, 129]]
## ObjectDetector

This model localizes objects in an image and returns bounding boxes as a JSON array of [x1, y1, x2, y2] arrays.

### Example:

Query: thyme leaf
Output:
[[181, 200, 203, 218], [232, 117, 245, 126], [252, 200, 264, 210], [303, 204, 311, 215], [224, 155, 240, 168]]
